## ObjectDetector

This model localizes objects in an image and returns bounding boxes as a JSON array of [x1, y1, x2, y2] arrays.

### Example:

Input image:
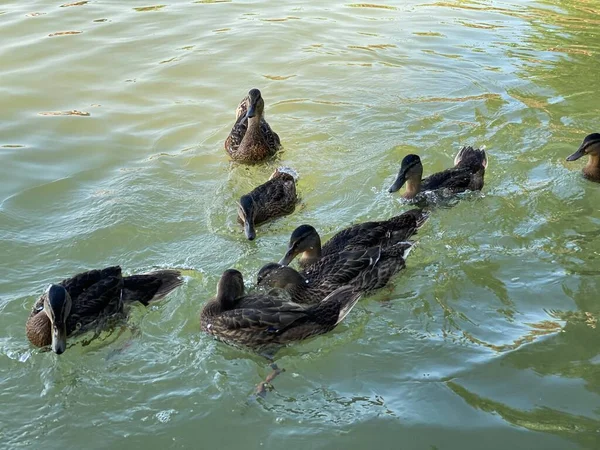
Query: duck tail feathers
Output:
[[319, 285, 362, 326], [454, 146, 487, 170], [414, 209, 429, 229], [122, 269, 183, 306]]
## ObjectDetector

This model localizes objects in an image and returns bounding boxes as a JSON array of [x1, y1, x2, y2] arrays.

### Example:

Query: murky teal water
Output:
[[1, 1, 599, 448]]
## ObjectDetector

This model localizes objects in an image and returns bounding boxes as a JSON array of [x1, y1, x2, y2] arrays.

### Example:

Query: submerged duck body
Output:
[[278, 208, 427, 269], [238, 168, 298, 240], [566, 133, 600, 182], [225, 88, 281, 163], [200, 269, 361, 351], [26, 266, 183, 354], [257, 241, 413, 305], [389, 146, 488, 200]]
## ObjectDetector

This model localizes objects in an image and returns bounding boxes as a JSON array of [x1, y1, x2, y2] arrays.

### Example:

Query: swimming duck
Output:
[[26, 266, 183, 354], [566, 133, 600, 182], [278, 208, 426, 269], [200, 269, 361, 351], [224, 88, 281, 163], [238, 167, 298, 240], [257, 242, 412, 305], [388, 146, 487, 199]]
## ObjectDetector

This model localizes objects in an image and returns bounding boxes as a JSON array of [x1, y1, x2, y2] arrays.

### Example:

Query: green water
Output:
[[1, 0, 599, 448]]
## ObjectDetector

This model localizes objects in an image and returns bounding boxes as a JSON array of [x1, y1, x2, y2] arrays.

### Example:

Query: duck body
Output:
[[279, 208, 427, 269], [258, 242, 413, 305], [26, 266, 183, 354], [567, 133, 600, 182], [238, 168, 298, 240], [200, 270, 361, 351], [225, 89, 281, 163], [389, 147, 487, 200]]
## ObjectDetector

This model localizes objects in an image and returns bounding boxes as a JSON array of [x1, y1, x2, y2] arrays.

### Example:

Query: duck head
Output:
[[244, 88, 265, 122], [567, 133, 600, 162], [43, 284, 72, 355], [279, 225, 322, 266], [216, 269, 245, 310], [257, 263, 306, 290], [237, 195, 256, 240], [388, 154, 424, 198]]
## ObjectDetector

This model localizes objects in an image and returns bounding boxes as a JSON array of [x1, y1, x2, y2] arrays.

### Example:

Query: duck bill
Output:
[[278, 247, 297, 266], [51, 323, 67, 355], [388, 171, 407, 193], [244, 220, 256, 241], [566, 145, 586, 161], [245, 104, 256, 119]]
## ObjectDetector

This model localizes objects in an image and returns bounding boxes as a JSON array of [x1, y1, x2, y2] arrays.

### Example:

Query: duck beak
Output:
[[278, 246, 296, 266], [388, 170, 407, 193], [245, 104, 256, 119], [566, 144, 586, 161], [51, 323, 67, 355], [244, 220, 256, 241]]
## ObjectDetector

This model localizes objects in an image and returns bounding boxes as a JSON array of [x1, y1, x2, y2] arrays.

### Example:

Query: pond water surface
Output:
[[1, 1, 599, 449]]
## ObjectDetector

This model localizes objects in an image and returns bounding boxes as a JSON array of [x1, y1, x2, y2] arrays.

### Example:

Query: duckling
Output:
[[238, 167, 298, 240], [26, 266, 183, 354], [200, 269, 361, 351], [257, 242, 413, 305], [278, 208, 426, 269], [224, 88, 281, 163], [566, 133, 600, 182], [388, 146, 487, 199]]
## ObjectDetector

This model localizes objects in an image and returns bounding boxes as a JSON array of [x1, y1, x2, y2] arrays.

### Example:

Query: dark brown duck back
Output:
[[26, 267, 183, 349]]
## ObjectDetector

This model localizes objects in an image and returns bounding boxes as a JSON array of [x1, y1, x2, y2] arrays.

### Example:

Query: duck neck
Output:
[[246, 114, 262, 134], [403, 178, 422, 199], [299, 247, 322, 267], [583, 154, 600, 181]]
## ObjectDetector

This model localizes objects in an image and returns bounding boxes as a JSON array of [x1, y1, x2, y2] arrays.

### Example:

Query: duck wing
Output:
[[225, 113, 248, 153], [66, 273, 124, 334], [304, 246, 381, 287], [261, 120, 281, 152], [357, 242, 412, 292], [60, 266, 122, 301], [251, 175, 297, 224], [421, 167, 474, 191], [320, 221, 387, 257]]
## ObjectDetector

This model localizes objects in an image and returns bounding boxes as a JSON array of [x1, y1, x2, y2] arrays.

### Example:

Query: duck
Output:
[[388, 146, 487, 200], [238, 167, 298, 240], [224, 88, 281, 163], [278, 208, 427, 269], [200, 269, 361, 351], [566, 133, 600, 182], [257, 242, 413, 305], [26, 266, 183, 354]]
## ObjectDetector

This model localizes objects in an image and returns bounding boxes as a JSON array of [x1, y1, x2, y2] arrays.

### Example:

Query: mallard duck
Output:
[[566, 133, 600, 182], [388, 146, 487, 199], [26, 266, 183, 354], [278, 208, 427, 269], [200, 269, 361, 351], [257, 242, 412, 305], [238, 167, 298, 240], [224, 88, 281, 163]]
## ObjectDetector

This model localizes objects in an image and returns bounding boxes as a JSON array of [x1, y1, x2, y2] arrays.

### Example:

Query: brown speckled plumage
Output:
[[279, 208, 427, 270], [26, 266, 183, 351], [237, 168, 298, 240], [258, 242, 412, 305], [224, 89, 281, 163], [200, 269, 360, 351]]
